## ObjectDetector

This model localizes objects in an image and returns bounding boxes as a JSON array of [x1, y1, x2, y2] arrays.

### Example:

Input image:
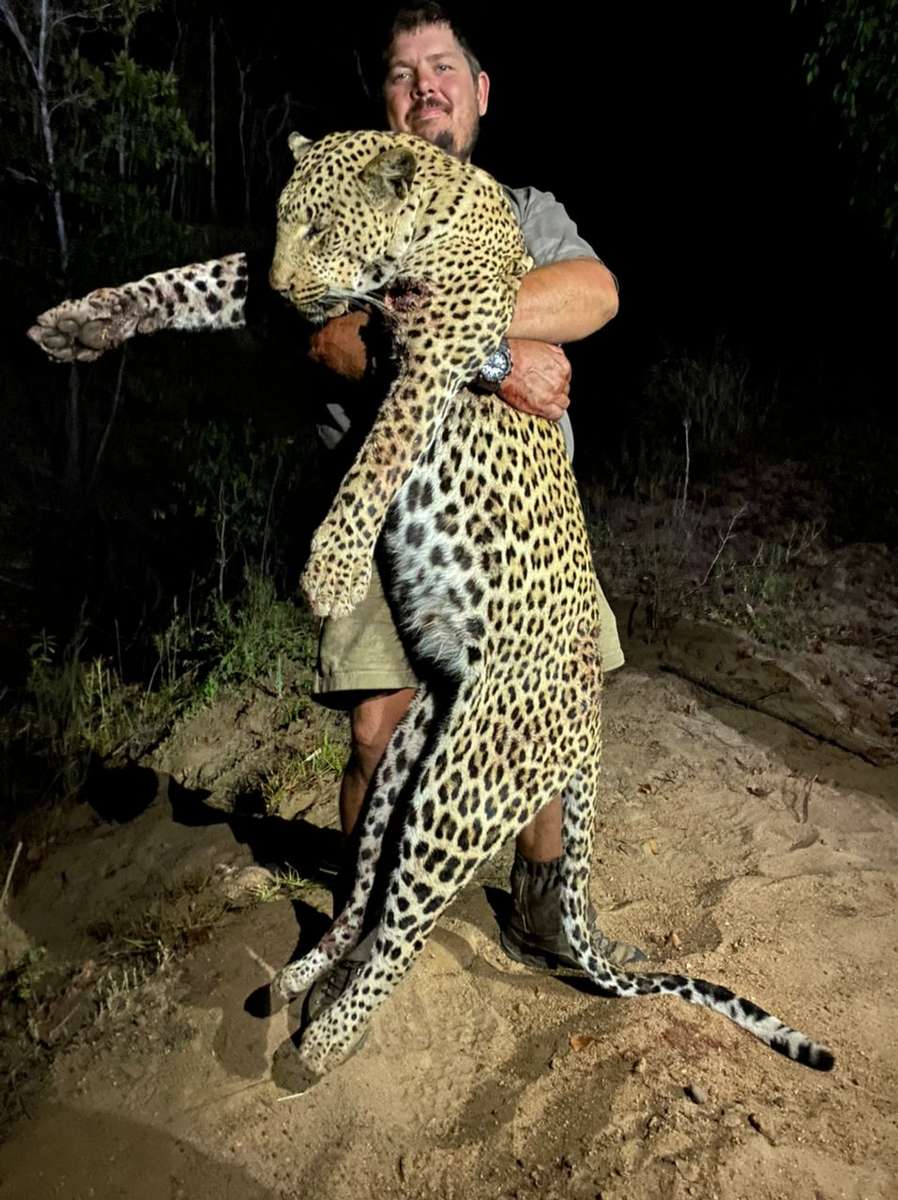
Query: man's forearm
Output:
[[506, 258, 618, 344]]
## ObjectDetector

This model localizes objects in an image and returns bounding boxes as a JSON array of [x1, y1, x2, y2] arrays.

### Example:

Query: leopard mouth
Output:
[[287, 292, 348, 325], [295, 300, 330, 325]]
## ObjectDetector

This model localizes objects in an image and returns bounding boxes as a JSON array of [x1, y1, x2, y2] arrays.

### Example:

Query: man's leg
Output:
[[339, 687, 417, 838], [503, 797, 648, 968], [515, 798, 563, 862]]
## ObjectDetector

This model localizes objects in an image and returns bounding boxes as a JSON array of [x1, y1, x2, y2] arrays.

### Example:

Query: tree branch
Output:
[[0, 0, 40, 85]]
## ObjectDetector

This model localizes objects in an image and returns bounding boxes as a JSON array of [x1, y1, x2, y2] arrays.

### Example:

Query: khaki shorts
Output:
[[315, 560, 625, 704]]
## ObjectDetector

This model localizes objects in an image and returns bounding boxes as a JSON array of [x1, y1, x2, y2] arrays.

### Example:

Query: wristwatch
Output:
[[476, 337, 513, 393]]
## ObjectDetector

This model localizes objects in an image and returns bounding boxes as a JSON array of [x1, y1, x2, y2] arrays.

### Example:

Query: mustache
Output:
[[411, 98, 450, 117]]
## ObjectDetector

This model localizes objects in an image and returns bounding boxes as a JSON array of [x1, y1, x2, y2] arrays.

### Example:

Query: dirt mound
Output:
[[1, 639, 895, 1199]]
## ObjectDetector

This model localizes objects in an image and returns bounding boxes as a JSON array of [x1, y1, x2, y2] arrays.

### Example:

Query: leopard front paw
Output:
[[27, 287, 152, 363], [270, 1037, 324, 1095], [300, 534, 373, 619], [274, 950, 336, 1001], [299, 1014, 365, 1076]]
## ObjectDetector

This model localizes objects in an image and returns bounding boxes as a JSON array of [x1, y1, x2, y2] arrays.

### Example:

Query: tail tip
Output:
[[811, 1046, 835, 1072], [797, 1041, 835, 1071]]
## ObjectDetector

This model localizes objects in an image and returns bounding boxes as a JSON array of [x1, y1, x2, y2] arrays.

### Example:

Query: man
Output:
[[304, 4, 645, 1020], [27, 2, 646, 1019]]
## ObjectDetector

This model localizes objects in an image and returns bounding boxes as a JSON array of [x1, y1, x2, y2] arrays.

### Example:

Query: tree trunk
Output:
[[237, 60, 250, 219], [209, 15, 217, 219], [0, 0, 70, 273]]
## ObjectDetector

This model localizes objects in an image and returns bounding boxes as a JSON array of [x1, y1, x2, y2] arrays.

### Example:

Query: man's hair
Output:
[[382, 4, 482, 83]]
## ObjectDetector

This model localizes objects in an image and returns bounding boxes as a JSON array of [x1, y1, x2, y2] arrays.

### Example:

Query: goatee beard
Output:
[[431, 115, 479, 163]]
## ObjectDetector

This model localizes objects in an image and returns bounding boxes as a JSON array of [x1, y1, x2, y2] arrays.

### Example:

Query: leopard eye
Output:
[[305, 224, 325, 241]]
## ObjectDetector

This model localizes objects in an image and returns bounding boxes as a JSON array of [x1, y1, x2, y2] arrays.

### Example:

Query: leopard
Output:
[[27, 129, 834, 1085], [266, 129, 835, 1083]]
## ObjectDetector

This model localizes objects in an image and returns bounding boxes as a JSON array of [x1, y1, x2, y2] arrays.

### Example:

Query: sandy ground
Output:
[[1, 617, 896, 1200]]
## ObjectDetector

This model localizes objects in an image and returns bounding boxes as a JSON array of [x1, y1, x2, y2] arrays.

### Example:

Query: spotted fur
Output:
[[26, 253, 249, 362]]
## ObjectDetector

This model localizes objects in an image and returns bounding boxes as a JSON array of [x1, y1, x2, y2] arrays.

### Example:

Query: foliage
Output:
[[643, 337, 766, 450], [176, 419, 298, 599], [793, 0, 898, 254], [604, 338, 774, 501], [203, 572, 313, 697], [63, 47, 208, 275], [11, 567, 316, 806], [0, 0, 207, 285]]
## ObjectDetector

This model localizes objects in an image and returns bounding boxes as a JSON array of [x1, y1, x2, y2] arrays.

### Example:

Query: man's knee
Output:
[[349, 687, 416, 778]]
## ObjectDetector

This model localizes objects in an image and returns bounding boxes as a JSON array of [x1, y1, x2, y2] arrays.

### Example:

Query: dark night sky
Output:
[[5, 1, 892, 423], [230, 1, 892, 419]]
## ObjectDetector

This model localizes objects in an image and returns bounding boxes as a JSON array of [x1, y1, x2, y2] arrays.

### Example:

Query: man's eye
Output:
[[436, 62, 452, 72]]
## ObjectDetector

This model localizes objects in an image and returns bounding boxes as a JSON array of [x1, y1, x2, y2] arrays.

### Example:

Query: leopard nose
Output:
[[268, 264, 290, 294]]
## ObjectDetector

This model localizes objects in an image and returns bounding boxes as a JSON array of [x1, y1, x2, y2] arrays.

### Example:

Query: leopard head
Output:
[[269, 130, 421, 323]]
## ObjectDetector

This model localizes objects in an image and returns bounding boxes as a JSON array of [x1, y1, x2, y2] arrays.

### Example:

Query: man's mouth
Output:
[[411, 101, 449, 122]]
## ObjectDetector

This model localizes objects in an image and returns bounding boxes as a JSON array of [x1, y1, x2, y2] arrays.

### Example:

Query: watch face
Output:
[[481, 344, 512, 384]]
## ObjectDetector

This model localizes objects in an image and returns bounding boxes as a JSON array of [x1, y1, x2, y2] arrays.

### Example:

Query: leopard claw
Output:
[[301, 552, 372, 619], [270, 1038, 324, 1095]]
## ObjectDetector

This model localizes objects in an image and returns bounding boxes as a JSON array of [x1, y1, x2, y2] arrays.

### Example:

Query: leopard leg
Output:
[[274, 687, 436, 1001], [295, 814, 483, 1075], [295, 693, 576, 1076]]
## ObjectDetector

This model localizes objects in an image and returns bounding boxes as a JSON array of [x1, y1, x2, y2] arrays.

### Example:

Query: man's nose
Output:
[[411, 69, 436, 98]]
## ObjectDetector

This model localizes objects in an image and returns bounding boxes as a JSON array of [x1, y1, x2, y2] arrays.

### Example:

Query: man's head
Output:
[[382, 4, 489, 163]]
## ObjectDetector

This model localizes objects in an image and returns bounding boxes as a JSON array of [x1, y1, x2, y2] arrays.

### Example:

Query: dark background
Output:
[[221, 2, 896, 410], [1, 0, 895, 694]]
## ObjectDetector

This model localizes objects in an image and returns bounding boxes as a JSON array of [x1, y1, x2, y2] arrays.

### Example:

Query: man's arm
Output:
[[507, 258, 619, 344], [308, 311, 370, 381], [309, 259, 618, 404], [498, 258, 619, 419]]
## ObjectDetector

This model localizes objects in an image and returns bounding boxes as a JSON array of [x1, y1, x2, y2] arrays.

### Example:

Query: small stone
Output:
[[684, 1083, 707, 1104], [747, 1111, 776, 1143], [221, 864, 276, 903], [631, 1056, 647, 1075], [669, 931, 682, 949]]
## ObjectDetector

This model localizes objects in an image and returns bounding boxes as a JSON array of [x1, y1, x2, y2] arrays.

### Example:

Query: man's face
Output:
[[383, 23, 489, 163]]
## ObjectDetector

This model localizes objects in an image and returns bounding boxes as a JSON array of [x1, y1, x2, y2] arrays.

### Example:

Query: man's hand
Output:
[[308, 311, 370, 381], [498, 339, 571, 420]]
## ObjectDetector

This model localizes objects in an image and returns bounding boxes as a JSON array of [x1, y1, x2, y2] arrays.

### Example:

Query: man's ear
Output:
[[476, 70, 490, 117]]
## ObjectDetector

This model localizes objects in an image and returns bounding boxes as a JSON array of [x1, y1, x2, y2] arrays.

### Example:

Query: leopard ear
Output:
[[287, 132, 313, 163], [358, 146, 417, 208]]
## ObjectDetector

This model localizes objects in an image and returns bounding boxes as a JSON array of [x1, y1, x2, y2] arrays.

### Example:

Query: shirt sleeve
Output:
[[505, 186, 601, 268]]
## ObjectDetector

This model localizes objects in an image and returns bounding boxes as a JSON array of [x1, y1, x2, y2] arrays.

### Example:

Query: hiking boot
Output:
[[499, 852, 648, 971], [302, 928, 377, 1027]]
